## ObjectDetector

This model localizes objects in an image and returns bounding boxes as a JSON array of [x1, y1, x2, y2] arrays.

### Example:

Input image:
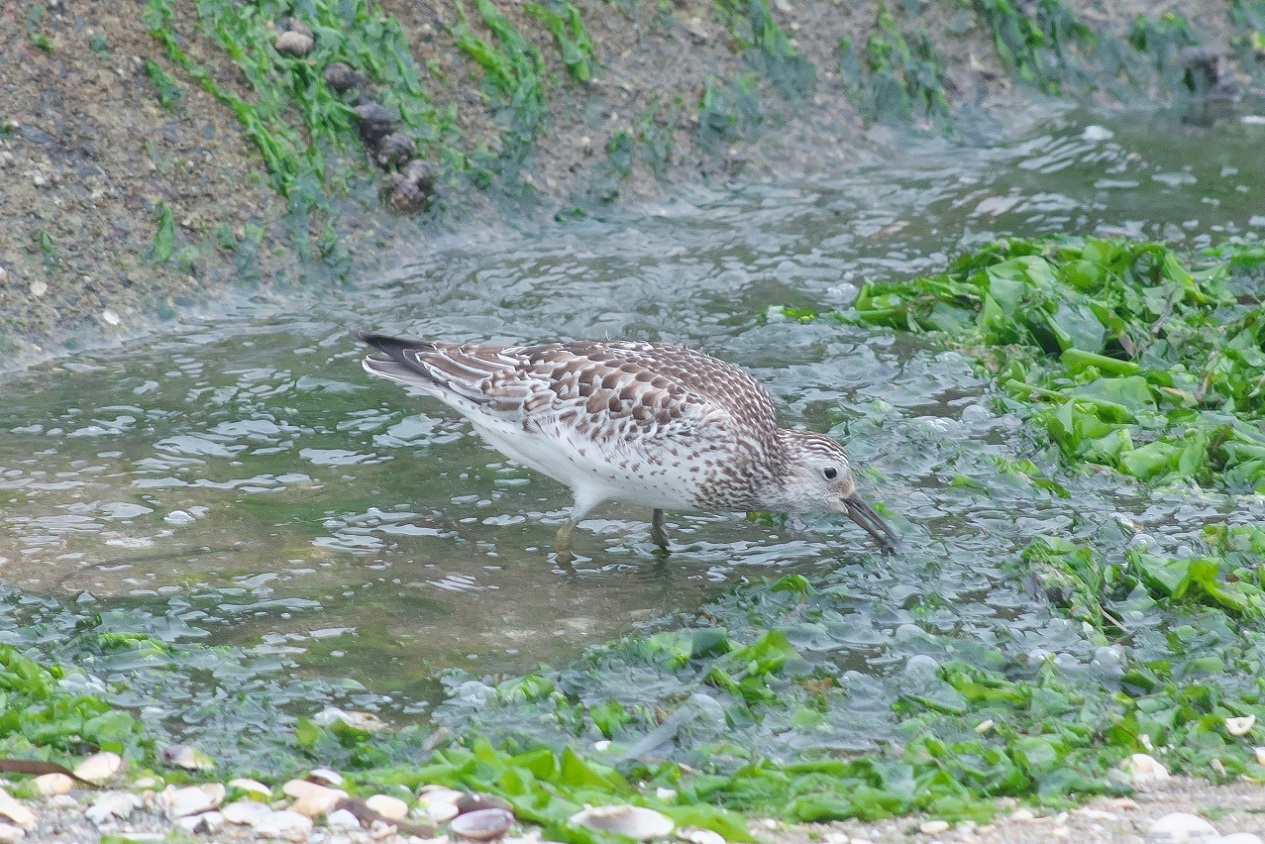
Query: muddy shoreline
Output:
[[2, 0, 1261, 369]]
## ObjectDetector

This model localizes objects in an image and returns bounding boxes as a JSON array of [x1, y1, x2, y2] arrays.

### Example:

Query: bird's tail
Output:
[[355, 330, 442, 387]]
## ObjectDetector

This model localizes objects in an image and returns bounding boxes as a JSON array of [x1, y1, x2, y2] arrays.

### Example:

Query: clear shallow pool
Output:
[[1, 104, 1262, 743]]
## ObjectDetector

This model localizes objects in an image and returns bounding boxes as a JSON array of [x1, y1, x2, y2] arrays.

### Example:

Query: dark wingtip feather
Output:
[[354, 330, 431, 360]]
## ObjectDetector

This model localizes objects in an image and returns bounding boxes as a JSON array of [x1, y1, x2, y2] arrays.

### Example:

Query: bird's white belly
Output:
[[466, 417, 703, 513]]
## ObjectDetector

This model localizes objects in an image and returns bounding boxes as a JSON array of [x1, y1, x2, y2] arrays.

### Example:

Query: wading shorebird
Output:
[[356, 331, 898, 555]]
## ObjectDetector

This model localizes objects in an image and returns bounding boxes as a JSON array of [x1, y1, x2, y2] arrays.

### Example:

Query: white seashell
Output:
[[223, 800, 274, 825], [1146, 811, 1218, 842], [1122, 753, 1169, 785], [312, 706, 389, 732], [974, 719, 995, 734], [85, 791, 142, 825], [327, 808, 361, 830], [451, 807, 514, 840], [420, 786, 467, 799], [0, 822, 24, 843], [133, 776, 162, 790], [308, 767, 344, 787], [0, 791, 34, 830], [1257, 746, 1265, 766], [593, 740, 612, 752], [677, 826, 725, 844], [1227, 715, 1256, 736], [920, 820, 950, 835], [33, 774, 73, 797], [570, 806, 674, 841], [161, 784, 225, 819], [288, 783, 347, 818], [424, 801, 460, 823], [253, 809, 314, 840], [655, 788, 676, 802], [228, 778, 272, 798], [163, 744, 215, 771], [366, 794, 410, 820], [74, 752, 124, 784]]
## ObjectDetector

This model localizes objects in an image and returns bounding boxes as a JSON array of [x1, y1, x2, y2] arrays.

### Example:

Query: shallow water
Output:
[[1, 103, 1263, 733]]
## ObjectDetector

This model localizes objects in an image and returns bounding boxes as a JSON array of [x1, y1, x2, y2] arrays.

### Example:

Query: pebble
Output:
[[1010, 808, 1037, 821], [254, 809, 314, 840], [324, 62, 361, 92], [919, 820, 950, 834], [33, 774, 73, 796], [328, 807, 361, 830], [85, 791, 142, 824], [375, 132, 414, 169], [175, 810, 223, 834], [28, 279, 47, 298], [1147, 812, 1219, 842], [353, 103, 398, 146], [365, 793, 409, 820], [275, 30, 314, 56], [74, 751, 124, 784]]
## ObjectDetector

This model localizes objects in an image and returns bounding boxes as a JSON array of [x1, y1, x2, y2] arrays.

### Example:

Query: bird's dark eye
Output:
[[823, 467, 838, 480]]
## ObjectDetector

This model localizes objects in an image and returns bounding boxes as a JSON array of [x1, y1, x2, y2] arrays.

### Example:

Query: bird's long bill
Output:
[[838, 494, 899, 554]]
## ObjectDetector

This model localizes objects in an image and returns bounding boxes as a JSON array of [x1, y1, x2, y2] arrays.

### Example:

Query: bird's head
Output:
[[778, 430, 899, 553]]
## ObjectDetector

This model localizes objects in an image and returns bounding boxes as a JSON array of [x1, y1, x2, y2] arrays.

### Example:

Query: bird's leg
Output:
[[650, 509, 670, 550], [555, 520, 576, 554]]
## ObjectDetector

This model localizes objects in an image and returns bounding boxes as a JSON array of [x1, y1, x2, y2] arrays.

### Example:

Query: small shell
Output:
[[1227, 715, 1256, 736], [677, 827, 725, 844], [365, 794, 409, 821], [34, 774, 74, 797], [163, 744, 215, 771], [450, 807, 514, 840], [570, 806, 674, 841], [1256, 746, 1265, 766], [0, 790, 34, 830], [74, 752, 123, 784], [228, 778, 272, 799], [308, 768, 344, 787], [84, 791, 142, 825], [288, 784, 346, 818], [423, 801, 460, 823], [161, 783, 225, 819], [1123, 752, 1169, 785], [254, 809, 314, 840], [455, 793, 513, 815], [222, 800, 273, 825]]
